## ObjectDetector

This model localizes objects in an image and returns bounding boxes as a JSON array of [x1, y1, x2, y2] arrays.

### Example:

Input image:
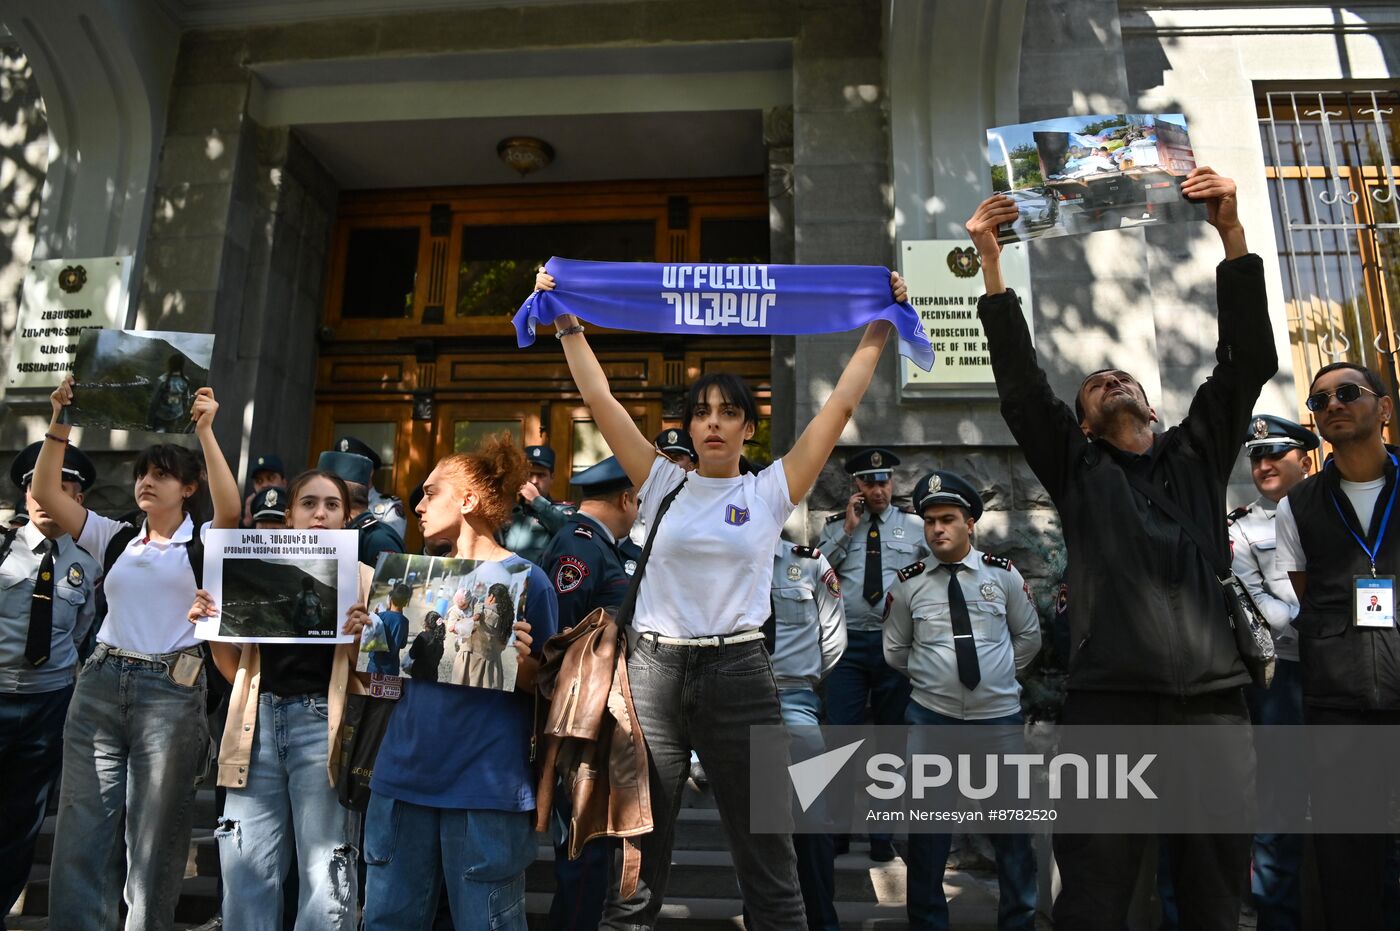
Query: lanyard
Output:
[[1329, 454, 1400, 577]]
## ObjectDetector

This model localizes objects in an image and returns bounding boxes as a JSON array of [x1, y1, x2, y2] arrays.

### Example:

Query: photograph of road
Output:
[[358, 552, 531, 692], [217, 557, 339, 640], [986, 113, 1205, 242], [64, 328, 214, 433]]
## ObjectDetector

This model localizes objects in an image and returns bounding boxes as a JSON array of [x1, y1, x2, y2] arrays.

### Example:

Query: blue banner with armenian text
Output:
[[512, 258, 934, 372]]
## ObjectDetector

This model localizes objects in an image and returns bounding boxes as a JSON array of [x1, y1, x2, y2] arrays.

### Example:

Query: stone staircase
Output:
[[14, 782, 1015, 929]]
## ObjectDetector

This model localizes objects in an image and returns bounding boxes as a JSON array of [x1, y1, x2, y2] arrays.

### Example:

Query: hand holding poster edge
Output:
[[512, 257, 935, 372]]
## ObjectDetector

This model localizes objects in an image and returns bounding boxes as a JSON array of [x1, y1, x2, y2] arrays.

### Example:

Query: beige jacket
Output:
[[216, 642, 360, 789]]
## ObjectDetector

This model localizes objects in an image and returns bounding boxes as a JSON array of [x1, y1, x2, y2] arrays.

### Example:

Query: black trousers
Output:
[[1050, 689, 1254, 931], [1305, 704, 1400, 931]]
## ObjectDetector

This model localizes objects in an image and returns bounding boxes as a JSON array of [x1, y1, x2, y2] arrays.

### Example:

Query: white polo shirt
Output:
[[80, 512, 205, 655], [632, 456, 795, 638]]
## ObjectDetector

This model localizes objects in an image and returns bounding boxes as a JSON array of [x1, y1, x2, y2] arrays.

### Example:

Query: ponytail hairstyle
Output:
[[432, 432, 528, 530], [133, 444, 207, 517], [284, 469, 352, 529]]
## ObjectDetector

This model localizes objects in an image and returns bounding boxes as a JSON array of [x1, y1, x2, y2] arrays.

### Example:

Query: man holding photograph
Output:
[[966, 167, 1275, 930]]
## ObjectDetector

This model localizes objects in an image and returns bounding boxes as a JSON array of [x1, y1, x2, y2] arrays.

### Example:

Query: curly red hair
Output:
[[432, 433, 528, 529]]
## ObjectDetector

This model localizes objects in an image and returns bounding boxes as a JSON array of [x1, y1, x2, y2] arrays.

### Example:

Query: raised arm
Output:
[[784, 272, 905, 504], [192, 388, 242, 530], [536, 270, 656, 487], [32, 377, 91, 540]]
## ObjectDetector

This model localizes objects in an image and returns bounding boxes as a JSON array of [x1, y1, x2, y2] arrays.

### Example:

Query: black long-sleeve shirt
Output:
[[979, 254, 1277, 696]]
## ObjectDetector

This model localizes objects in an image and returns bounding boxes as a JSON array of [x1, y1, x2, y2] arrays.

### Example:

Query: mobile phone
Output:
[[854, 496, 865, 516], [170, 653, 203, 687]]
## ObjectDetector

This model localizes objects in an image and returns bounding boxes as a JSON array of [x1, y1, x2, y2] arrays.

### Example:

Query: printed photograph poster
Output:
[[985, 113, 1205, 242], [196, 529, 359, 644], [63, 328, 214, 434], [357, 552, 532, 693]]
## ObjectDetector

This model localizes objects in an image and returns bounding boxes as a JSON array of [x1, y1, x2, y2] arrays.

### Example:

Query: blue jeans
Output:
[[903, 702, 1037, 931], [50, 649, 210, 931], [217, 693, 358, 931], [780, 688, 839, 931], [548, 787, 615, 930], [362, 795, 534, 930], [0, 685, 72, 928], [1243, 658, 1304, 931], [603, 634, 804, 930], [824, 629, 911, 844]]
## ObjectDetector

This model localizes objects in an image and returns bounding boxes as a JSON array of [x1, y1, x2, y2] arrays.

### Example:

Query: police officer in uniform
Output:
[[0, 442, 101, 921], [250, 486, 288, 529], [769, 538, 846, 931], [240, 452, 285, 527], [817, 446, 928, 861], [655, 428, 697, 472], [884, 470, 1040, 931], [334, 435, 407, 539], [538, 456, 639, 930], [499, 444, 576, 568], [317, 450, 405, 567]]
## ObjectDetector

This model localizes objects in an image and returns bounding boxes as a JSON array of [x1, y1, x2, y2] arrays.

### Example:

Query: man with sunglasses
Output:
[[1227, 414, 1317, 931], [1273, 361, 1400, 927], [964, 167, 1276, 930]]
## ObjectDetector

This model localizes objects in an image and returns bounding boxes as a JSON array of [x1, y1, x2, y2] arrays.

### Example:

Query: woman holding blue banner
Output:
[[533, 265, 907, 929]]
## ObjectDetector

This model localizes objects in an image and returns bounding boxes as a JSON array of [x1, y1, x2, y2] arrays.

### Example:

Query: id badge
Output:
[[1354, 576, 1397, 628]]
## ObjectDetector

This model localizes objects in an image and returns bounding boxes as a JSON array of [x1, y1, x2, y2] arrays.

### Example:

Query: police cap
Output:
[[1243, 414, 1319, 459], [571, 456, 633, 497], [250, 453, 285, 478], [10, 441, 96, 491], [334, 436, 382, 471], [317, 451, 374, 487], [251, 486, 288, 522], [654, 428, 696, 459], [525, 445, 556, 472], [913, 470, 984, 521], [844, 447, 899, 482]]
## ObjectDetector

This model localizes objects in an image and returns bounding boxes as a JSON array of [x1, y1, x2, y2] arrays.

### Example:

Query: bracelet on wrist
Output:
[[44, 432, 69, 445], [555, 324, 585, 340]]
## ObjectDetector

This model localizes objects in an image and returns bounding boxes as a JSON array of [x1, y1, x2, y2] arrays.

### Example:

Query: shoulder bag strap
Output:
[[615, 477, 687, 629], [1121, 469, 1230, 579], [0, 527, 21, 571]]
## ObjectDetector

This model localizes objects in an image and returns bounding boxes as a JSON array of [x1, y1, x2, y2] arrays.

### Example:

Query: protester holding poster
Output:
[[34, 375, 242, 931], [533, 267, 905, 927], [343, 433, 557, 928], [187, 468, 367, 930]]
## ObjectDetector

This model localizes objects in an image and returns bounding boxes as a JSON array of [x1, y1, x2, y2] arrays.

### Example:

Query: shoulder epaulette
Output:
[[791, 545, 822, 559], [825, 512, 843, 523], [1226, 506, 1250, 525], [982, 553, 1013, 571], [573, 525, 594, 539], [896, 560, 926, 582]]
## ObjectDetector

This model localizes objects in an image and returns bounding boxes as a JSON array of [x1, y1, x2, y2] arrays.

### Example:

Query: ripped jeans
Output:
[[217, 693, 359, 931]]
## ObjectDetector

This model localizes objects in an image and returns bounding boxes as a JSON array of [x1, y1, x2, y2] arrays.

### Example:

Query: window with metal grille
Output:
[[1258, 90, 1400, 422]]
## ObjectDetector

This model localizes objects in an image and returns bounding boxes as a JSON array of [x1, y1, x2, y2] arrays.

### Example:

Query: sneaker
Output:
[[870, 839, 897, 862]]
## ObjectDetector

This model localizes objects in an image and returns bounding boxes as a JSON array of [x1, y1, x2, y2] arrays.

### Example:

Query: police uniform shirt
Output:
[[883, 546, 1041, 721], [349, 510, 405, 568], [818, 506, 929, 631], [500, 495, 578, 568], [541, 511, 631, 630], [0, 522, 101, 693], [1229, 496, 1300, 662], [771, 540, 847, 690], [368, 487, 408, 539]]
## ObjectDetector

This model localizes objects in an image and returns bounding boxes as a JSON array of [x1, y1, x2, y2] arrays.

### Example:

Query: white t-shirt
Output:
[[80, 512, 206, 655], [632, 456, 796, 637], [1275, 477, 1387, 573]]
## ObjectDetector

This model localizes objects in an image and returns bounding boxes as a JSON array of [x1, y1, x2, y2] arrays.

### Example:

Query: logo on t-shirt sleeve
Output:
[[724, 504, 751, 526]]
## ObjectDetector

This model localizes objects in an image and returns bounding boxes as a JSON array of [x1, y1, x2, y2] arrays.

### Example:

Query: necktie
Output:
[[863, 513, 883, 606], [26, 540, 55, 668], [944, 563, 981, 691]]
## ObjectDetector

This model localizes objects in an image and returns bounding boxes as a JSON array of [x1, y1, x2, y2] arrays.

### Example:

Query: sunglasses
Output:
[[1305, 382, 1381, 412]]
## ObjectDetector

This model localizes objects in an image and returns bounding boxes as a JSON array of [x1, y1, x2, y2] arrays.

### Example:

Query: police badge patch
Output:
[[264, 490, 278, 508], [1253, 417, 1269, 440], [624, 559, 638, 577], [667, 430, 679, 444], [787, 564, 802, 582], [871, 451, 883, 469], [980, 581, 999, 601], [929, 474, 943, 493], [67, 564, 85, 587], [554, 556, 589, 593], [338, 439, 351, 453], [822, 568, 841, 597]]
